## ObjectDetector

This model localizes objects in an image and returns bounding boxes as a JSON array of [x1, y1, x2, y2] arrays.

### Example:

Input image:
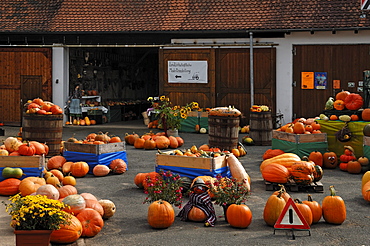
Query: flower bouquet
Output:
[[143, 170, 184, 208], [3, 194, 71, 230], [147, 96, 199, 131], [210, 175, 250, 206]]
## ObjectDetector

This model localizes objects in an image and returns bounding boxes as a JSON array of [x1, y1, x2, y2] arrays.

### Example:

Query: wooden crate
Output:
[[0, 155, 45, 181], [156, 152, 226, 170], [265, 180, 324, 193], [63, 141, 125, 155], [0, 155, 44, 168], [272, 130, 327, 143]]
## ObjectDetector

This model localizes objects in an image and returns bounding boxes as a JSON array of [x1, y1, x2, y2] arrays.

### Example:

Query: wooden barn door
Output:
[[293, 45, 370, 120], [216, 48, 276, 124], [159, 47, 276, 125], [0, 48, 52, 126]]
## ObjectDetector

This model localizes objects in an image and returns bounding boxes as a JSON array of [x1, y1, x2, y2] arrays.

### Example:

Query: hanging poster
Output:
[[333, 80, 341, 89], [168, 61, 208, 83], [301, 72, 314, 89], [314, 72, 327, 89]]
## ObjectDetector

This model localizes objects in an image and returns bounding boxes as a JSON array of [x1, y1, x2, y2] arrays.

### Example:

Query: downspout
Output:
[[249, 32, 254, 107]]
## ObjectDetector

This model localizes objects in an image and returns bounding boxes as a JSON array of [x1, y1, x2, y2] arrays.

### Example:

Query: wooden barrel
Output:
[[208, 115, 240, 150], [249, 112, 272, 146], [22, 114, 63, 156]]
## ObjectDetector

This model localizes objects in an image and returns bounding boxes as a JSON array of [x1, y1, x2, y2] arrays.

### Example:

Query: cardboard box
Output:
[[272, 130, 327, 143], [0, 155, 45, 181], [63, 141, 125, 155]]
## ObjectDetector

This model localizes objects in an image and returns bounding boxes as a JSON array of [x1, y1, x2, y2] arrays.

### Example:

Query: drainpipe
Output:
[[249, 32, 254, 107]]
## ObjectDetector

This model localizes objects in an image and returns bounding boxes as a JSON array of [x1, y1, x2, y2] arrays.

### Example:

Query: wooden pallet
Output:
[[265, 180, 324, 193]]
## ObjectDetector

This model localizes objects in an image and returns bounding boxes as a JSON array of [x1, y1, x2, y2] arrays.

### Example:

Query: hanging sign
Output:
[[274, 198, 310, 230], [301, 72, 314, 89], [333, 80, 341, 89], [168, 61, 208, 83], [314, 72, 327, 89]]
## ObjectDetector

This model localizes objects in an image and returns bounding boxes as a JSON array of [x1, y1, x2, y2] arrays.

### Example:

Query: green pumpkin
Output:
[[313, 165, 324, 182], [2, 167, 24, 179]]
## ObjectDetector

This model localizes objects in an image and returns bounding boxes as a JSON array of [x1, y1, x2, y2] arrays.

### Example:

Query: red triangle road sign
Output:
[[274, 198, 310, 230]]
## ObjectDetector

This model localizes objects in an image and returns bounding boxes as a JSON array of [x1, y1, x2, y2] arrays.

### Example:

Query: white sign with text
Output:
[[168, 61, 208, 83]]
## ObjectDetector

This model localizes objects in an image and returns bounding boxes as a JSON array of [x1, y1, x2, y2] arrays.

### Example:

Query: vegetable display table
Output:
[[271, 130, 328, 158], [180, 112, 209, 133], [317, 120, 369, 157]]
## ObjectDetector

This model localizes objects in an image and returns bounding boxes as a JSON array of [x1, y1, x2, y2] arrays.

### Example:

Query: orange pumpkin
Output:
[[58, 184, 78, 199], [302, 194, 322, 224], [308, 151, 323, 167], [333, 100, 345, 110], [77, 208, 104, 237], [134, 172, 147, 188], [70, 162, 89, 178], [47, 156, 67, 170], [0, 178, 21, 196], [329, 115, 338, 121], [336, 90, 350, 101], [226, 204, 253, 228], [294, 199, 313, 226], [19, 177, 46, 196], [50, 104, 63, 115], [188, 206, 207, 222], [362, 108, 370, 121], [50, 214, 82, 244], [322, 186, 346, 224], [263, 191, 287, 226], [93, 165, 111, 177], [109, 159, 127, 174], [147, 200, 175, 229], [261, 163, 290, 183], [344, 93, 363, 110], [293, 122, 305, 134], [134, 137, 145, 149], [155, 136, 170, 149], [262, 149, 285, 160]]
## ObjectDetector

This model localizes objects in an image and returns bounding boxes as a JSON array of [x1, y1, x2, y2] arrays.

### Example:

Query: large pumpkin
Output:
[[93, 165, 111, 177], [308, 151, 323, 167], [63, 194, 86, 215], [294, 199, 313, 226], [260, 153, 301, 172], [84, 199, 104, 217], [109, 159, 127, 174], [77, 208, 104, 237], [302, 194, 322, 224], [344, 93, 363, 110], [0, 178, 21, 196], [134, 172, 147, 188], [226, 204, 253, 228], [147, 200, 175, 229], [336, 90, 350, 101], [322, 186, 346, 225], [70, 162, 89, 178], [50, 214, 82, 244], [188, 206, 207, 222], [263, 191, 287, 226], [262, 149, 285, 160], [58, 184, 78, 199], [19, 177, 46, 196], [47, 155, 67, 170], [36, 184, 60, 200], [261, 163, 290, 184]]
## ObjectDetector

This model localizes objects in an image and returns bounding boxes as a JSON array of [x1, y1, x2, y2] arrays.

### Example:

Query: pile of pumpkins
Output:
[[46, 155, 127, 178], [338, 146, 369, 174], [276, 118, 322, 134], [62, 132, 122, 149], [66, 116, 97, 126], [0, 136, 49, 156], [264, 185, 346, 226], [24, 97, 63, 115], [0, 172, 116, 244], [260, 149, 324, 185], [127, 131, 185, 150]]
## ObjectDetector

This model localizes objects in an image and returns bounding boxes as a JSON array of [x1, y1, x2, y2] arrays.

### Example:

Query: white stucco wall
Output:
[[52, 45, 69, 123]]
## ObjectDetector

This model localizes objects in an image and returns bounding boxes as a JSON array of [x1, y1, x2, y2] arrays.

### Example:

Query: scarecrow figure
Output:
[[177, 178, 216, 227]]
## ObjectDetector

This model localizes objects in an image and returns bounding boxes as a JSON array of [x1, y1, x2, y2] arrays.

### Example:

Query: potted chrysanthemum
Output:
[[2, 194, 71, 245]]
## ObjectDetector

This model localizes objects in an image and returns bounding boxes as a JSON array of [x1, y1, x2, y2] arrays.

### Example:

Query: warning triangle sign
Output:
[[274, 198, 310, 230]]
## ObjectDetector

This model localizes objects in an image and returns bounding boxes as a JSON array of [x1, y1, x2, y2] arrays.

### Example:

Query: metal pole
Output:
[[249, 32, 254, 107]]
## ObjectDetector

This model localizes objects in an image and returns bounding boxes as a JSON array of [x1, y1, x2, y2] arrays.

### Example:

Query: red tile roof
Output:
[[1, 0, 369, 33]]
